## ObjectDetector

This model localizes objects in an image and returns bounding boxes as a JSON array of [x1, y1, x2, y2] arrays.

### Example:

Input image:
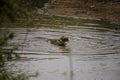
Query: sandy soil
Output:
[[47, 1, 120, 23]]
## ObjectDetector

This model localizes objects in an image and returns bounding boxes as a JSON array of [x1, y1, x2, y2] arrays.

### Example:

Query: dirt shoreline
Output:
[[47, 1, 120, 24]]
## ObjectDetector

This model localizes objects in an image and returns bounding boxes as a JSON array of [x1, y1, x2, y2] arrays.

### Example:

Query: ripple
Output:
[[2, 24, 120, 55]]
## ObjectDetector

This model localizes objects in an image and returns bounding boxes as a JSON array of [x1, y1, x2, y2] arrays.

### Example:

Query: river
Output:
[[1, 20, 120, 80]]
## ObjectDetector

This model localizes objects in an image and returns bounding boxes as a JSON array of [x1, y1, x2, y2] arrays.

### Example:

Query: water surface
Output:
[[1, 22, 120, 80]]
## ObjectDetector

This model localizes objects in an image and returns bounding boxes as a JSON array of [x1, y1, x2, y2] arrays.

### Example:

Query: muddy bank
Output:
[[47, 1, 120, 23]]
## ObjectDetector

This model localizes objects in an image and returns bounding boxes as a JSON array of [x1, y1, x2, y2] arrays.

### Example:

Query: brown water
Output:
[[1, 22, 120, 80]]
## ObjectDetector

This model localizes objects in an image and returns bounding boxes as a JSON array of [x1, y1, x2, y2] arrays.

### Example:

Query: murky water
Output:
[[1, 21, 120, 80]]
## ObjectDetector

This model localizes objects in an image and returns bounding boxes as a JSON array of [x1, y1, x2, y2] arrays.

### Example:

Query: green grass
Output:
[[0, 29, 19, 63], [0, 70, 39, 80], [0, 71, 29, 80]]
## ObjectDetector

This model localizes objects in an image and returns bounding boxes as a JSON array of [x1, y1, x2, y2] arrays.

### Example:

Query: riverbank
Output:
[[47, 1, 120, 23], [1, 1, 120, 28]]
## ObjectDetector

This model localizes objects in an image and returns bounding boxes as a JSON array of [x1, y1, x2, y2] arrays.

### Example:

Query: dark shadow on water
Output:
[[58, 46, 71, 54]]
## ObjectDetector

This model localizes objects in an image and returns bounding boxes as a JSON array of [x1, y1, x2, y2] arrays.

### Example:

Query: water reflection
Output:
[[0, 22, 120, 80], [59, 46, 71, 52], [3, 25, 119, 55]]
